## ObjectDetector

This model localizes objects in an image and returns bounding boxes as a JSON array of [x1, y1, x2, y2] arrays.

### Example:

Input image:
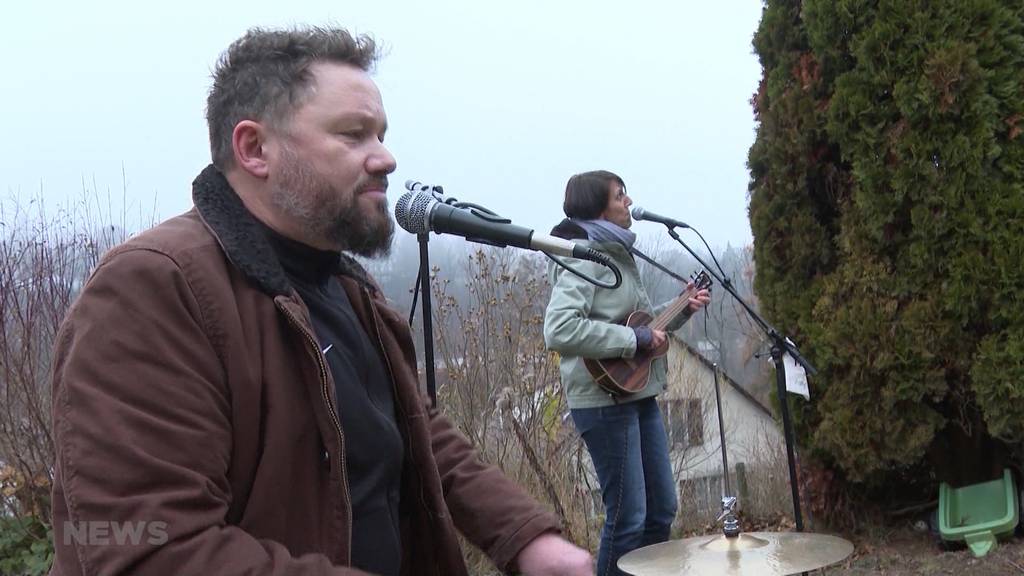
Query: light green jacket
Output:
[[543, 240, 690, 409]]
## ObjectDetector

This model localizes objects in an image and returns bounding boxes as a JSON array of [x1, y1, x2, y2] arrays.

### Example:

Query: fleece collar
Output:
[[191, 164, 377, 297]]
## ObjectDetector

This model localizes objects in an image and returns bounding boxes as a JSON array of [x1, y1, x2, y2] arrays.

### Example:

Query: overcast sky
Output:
[[1, 0, 763, 250]]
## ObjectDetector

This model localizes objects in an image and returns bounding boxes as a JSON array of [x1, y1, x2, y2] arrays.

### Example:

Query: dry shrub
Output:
[[0, 192, 141, 573], [430, 248, 599, 572]]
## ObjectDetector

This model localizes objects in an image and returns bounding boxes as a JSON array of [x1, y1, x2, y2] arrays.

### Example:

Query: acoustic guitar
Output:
[[584, 271, 712, 396]]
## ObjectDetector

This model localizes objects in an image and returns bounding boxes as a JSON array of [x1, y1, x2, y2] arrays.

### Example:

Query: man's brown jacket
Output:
[[49, 166, 559, 575]]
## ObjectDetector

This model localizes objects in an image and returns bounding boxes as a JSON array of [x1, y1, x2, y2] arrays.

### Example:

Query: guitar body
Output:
[[584, 310, 670, 396], [581, 269, 711, 397]]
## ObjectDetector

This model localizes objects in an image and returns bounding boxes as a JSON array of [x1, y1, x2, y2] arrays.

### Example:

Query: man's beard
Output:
[[270, 149, 394, 258]]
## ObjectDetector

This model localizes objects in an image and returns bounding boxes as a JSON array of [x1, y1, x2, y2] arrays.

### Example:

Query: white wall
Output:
[[663, 340, 785, 481]]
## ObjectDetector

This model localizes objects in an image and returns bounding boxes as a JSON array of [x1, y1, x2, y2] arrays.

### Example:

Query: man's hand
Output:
[[514, 532, 593, 576]]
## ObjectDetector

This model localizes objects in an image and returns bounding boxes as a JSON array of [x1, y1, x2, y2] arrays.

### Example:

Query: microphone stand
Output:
[[401, 183, 625, 408], [661, 225, 815, 532], [403, 182, 454, 408], [408, 233, 438, 407]]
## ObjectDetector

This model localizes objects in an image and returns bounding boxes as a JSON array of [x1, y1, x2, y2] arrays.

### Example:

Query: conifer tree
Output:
[[749, 0, 1024, 485]]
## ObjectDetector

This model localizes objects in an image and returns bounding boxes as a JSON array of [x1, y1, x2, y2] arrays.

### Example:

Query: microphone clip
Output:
[[404, 180, 447, 203]]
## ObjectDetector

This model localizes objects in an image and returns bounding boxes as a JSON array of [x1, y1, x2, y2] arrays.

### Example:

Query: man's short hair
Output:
[[206, 26, 379, 170], [563, 170, 625, 219]]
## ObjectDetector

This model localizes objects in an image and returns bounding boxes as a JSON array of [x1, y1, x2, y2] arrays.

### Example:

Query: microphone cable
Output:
[[545, 250, 622, 290]]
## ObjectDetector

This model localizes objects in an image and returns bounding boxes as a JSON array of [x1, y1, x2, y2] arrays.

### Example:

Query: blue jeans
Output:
[[571, 397, 678, 576]]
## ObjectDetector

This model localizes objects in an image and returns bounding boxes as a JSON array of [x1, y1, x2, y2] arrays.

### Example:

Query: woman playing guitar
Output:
[[543, 170, 711, 576]]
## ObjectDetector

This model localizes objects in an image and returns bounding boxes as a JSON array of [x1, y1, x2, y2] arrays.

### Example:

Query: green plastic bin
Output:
[[938, 468, 1018, 557]]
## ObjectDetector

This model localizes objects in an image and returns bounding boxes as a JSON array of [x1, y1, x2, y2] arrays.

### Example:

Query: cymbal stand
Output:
[[711, 364, 741, 538]]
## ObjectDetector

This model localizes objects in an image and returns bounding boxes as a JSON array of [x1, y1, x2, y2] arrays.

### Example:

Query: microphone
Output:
[[394, 190, 610, 264], [630, 206, 690, 229]]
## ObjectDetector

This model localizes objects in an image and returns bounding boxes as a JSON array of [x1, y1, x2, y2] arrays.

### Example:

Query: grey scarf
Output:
[[572, 219, 637, 250]]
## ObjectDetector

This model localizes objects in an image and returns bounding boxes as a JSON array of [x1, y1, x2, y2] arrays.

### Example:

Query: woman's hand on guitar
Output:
[[685, 283, 712, 314], [634, 326, 668, 350], [650, 329, 668, 349]]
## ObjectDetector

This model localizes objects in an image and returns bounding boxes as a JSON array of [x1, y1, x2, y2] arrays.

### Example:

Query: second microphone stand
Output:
[[659, 225, 816, 534]]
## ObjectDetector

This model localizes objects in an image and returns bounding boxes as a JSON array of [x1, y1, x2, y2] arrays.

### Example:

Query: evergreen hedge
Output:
[[749, 0, 1024, 485]]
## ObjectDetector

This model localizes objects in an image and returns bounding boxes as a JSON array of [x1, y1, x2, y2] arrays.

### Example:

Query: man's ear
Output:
[[232, 120, 270, 179]]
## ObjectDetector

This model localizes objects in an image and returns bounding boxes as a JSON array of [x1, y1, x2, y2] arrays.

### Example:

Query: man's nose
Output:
[[367, 142, 397, 175]]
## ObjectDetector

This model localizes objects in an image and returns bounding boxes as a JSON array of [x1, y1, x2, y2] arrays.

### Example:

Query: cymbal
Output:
[[618, 531, 854, 576]]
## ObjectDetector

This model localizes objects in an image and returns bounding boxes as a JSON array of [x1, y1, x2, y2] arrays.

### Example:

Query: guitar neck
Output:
[[646, 286, 699, 331]]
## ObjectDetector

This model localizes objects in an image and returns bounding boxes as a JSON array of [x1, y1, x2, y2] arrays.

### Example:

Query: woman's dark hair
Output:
[[562, 170, 625, 219]]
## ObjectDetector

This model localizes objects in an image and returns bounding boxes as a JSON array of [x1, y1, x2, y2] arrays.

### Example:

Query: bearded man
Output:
[[48, 26, 593, 576]]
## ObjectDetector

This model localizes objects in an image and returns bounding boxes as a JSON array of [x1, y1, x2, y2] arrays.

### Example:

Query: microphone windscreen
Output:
[[394, 191, 435, 234]]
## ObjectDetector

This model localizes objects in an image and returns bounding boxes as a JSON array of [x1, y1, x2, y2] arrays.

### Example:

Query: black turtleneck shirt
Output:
[[260, 224, 403, 576]]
